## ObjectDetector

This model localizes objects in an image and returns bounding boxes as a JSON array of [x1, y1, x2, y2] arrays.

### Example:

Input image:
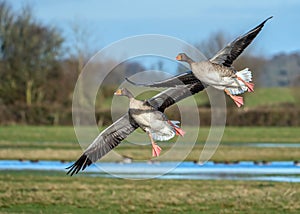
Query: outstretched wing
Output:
[[126, 70, 200, 87], [210, 16, 272, 67], [147, 82, 205, 112], [66, 113, 139, 176]]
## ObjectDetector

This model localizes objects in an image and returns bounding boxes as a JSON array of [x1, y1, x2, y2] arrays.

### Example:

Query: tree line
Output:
[[0, 2, 143, 124], [0, 1, 298, 125]]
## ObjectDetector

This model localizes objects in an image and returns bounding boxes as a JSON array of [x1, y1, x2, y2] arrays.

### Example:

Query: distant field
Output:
[[192, 87, 297, 108], [244, 87, 297, 107], [0, 126, 299, 161], [0, 171, 299, 213], [98, 87, 297, 109]]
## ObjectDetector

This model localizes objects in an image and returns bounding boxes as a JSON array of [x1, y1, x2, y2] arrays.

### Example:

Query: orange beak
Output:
[[176, 55, 181, 61], [114, 89, 122, 95]]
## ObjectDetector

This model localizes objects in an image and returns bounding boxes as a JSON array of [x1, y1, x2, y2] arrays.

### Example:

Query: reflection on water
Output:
[[0, 160, 299, 182]]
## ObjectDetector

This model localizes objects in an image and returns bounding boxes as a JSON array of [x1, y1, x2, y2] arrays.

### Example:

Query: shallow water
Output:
[[0, 160, 299, 182]]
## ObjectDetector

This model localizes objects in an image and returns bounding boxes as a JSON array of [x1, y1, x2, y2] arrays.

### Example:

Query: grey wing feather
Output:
[[210, 16, 272, 67], [126, 71, 200, 87], [66, 113, 138, 176]]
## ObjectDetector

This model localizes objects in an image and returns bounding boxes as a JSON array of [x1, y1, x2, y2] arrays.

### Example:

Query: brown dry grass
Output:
[[0, 171, 299, 213]]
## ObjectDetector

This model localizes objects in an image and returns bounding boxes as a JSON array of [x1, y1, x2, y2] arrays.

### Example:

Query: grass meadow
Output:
[[0, 126, 299, 161], [1, 171, 300, 213], [0, 122, 299, 213]]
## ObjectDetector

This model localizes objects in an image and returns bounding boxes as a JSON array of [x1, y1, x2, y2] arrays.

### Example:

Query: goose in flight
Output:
[[127, 17, 272, 107], [114, 88, 185, 157], [66, 83, 204, 176]]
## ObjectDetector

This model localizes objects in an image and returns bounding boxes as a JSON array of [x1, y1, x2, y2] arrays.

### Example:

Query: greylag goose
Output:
[[66, 83, 204, 176], [175, 52, 253, 107], [113, 88, 185, 157], [127, 16, 272, 107]]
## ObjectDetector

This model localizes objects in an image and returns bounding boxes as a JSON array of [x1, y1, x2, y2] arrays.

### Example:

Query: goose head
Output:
[[176, 53, 194, 64], [114, 88, 134, 98]]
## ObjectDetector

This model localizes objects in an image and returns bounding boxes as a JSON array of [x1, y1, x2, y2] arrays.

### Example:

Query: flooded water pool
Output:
[[0, 160, 299, 182]]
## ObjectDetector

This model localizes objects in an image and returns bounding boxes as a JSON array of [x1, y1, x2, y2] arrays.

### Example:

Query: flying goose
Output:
[[127, 16, 272, 107], [66, 83, 204, 176], [114, 88, 185, 157]]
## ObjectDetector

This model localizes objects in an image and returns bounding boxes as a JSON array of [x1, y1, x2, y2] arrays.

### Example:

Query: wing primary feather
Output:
[[210, 16, 273, 67], [66, 113, 138, 176]]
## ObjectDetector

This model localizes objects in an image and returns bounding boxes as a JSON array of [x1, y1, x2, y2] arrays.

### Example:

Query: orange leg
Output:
[[167, 121, 185, 136], [224, 89, 244, 107], [174, 126, 185, 136], [147, 132, 162, 157], [236, 76, 255, 92]]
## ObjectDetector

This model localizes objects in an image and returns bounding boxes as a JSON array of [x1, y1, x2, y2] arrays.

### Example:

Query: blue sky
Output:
[[10, 0, 300, 58]]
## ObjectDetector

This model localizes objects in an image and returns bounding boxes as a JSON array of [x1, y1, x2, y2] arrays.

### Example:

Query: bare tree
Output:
[[68, 19, 99, 75], [195, 31, 228, 59], [0, 2, 63, 106], [67, 19, 101, 117]]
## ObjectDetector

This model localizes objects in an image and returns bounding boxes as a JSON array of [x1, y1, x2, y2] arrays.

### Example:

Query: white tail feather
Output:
[[226, 68, 252, 95], [227, 86, 247, 95], [151, 130, 175, 141], [236, 68, 252, 82]]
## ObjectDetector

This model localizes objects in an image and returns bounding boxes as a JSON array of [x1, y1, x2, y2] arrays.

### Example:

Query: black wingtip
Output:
[[126, 77, 154, 87], [263, 16, 273, 24], [125, 77, 139, 85], [66, 154, 92, 176], [249, 16, 273, 37]]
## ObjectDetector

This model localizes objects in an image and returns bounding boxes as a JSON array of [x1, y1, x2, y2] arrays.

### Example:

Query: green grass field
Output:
[[0, 171, 300, 213], [1, 126, 299, 144], [0, 126, 299, 161], [244, 87, 296, 107], [0, 125, 299, 213], [196, 87, 297, 108]]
